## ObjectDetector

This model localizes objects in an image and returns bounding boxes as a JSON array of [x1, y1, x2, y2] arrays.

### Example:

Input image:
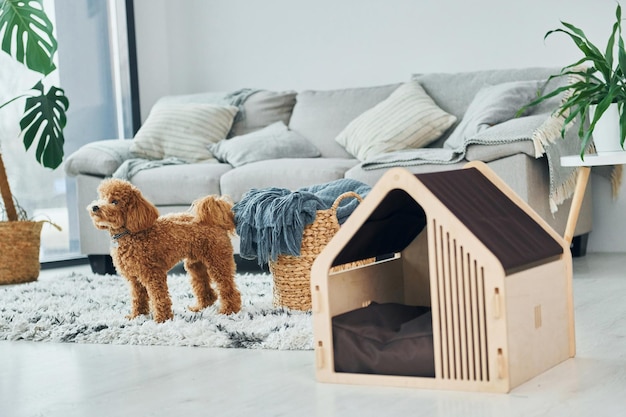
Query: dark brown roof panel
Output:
[[416, 168, 563, 274]]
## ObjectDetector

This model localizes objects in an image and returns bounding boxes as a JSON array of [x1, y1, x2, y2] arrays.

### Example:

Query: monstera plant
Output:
[[0, 0, 69, 221]]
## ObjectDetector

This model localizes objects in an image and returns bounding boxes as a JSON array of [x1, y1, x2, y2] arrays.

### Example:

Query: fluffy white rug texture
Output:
[[0, 271, 313, 350]]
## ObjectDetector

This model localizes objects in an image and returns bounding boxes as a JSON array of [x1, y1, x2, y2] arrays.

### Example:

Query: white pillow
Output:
[[208, 121, 320, 167], [335, 81, 457, 161], [130, 103, 238, 162]]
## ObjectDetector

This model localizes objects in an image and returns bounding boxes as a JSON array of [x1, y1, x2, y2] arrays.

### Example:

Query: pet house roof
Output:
[[332, 167, 563, 275]]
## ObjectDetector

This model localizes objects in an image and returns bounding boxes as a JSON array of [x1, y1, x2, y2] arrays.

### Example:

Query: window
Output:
[[0, 0, 138, 262]]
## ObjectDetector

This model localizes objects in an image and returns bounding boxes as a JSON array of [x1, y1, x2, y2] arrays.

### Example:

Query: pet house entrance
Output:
[[311, 164, 573, 393], [327, 188, 436, 378]]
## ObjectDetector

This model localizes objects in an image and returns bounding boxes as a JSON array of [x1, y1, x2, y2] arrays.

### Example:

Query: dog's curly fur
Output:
[[87, 178, 241, 322]]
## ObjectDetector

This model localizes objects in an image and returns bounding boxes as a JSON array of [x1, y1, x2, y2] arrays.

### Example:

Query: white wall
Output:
[[132, 0, 626, 253]]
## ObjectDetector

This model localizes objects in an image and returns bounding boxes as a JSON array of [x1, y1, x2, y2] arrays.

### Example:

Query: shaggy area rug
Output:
[[0, 271, 313, 350]]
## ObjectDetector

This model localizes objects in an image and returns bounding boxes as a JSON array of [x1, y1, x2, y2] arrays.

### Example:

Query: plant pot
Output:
[[0, 220, 44, 284], [591, 103, 625, 154]]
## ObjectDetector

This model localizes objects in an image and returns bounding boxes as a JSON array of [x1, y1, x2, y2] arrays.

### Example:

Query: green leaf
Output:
[[0, 0, 57, 75], [617, 7, 626, 85], [547, 25, 613, 82], [515, 82, 572, 117], [604, 21, 618, 74], [19, 81, 69, 169], [548, 27, 600, 62], [620, 102, 626, 148]]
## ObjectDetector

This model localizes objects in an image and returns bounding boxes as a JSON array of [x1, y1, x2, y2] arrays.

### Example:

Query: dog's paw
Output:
[[153, 312, 174, 323], [188, 304, 205, 313], [218, 305, 241, 315], [126, 309, 150, 320]]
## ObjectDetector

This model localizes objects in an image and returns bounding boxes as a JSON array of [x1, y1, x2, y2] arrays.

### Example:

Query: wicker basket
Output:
[[269, 191, 370, 311], [0, 220, 44, 285]]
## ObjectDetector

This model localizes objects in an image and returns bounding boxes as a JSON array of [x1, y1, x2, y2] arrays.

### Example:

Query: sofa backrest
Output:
[[288, 83, 401, 158], [152, 67, 564, 161], [154, 89, 297, 140]]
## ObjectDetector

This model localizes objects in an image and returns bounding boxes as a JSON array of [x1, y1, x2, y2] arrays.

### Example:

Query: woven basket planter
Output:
[[269, 191, 371, 311], [0, 220, 44, 284]]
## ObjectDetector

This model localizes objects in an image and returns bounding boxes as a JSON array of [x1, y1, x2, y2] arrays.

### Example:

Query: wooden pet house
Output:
[[310, 162, 575, 393]]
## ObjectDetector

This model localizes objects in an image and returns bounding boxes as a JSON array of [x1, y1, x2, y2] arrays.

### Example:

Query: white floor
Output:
[[1, 253, 625, 417]]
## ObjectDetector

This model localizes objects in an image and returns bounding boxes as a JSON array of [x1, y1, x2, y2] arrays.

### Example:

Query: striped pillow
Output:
[[130, 103, 238, 162], [335, 81, 457, 161]]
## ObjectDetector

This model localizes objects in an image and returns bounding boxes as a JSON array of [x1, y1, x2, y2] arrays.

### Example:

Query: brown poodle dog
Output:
[[87, 178, 241, 322]]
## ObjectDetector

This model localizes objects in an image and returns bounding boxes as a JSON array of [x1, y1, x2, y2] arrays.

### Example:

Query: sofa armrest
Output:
[[64, 139, 134, 177], [464, 115, 547, 163], [466, 140, 536, 163]]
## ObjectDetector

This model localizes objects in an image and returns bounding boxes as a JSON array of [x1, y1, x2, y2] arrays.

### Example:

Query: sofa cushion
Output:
[[130, 103, 238, 162], [220, 158, 359, 202], [208, 121, 320, 167], [288, 83, 401, 158], [64, 139, 133, 177], [228, 90, 298, 137], [444, 80, 544, 148], [129, 163, 232, 205], [335, 81, 457, 161]]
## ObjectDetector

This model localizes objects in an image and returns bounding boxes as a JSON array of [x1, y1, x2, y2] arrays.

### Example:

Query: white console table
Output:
[[560, 152, 626, 245]]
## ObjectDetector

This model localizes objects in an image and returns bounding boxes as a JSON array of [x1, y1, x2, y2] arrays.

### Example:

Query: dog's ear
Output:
[[125, 187, 159, 232]]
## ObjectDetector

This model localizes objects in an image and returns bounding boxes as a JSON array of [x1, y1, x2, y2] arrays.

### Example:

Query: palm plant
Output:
[[519, 3, 626, 157], [0, 0, 69, 221]]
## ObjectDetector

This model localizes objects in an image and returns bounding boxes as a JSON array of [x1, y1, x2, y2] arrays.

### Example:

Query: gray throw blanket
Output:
[[113, 88, 260, 181], [224, 88, 259, 126], [112, 157, 188, 180], [234, 178, 371, 265]]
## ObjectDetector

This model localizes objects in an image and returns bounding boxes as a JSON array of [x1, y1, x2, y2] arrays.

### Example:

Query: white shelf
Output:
[[560, 151, 626, 167]]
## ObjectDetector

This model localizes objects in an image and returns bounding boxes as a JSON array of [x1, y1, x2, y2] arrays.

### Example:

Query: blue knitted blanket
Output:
[[234, 179, 371, 264]]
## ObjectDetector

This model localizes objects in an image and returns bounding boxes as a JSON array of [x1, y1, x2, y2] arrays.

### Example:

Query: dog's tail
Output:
[[192, 195, 236, 234]]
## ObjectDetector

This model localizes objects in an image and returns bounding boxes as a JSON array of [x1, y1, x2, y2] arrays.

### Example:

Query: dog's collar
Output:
[[111, 230, 131, 248], [112, 230, 131, 240]]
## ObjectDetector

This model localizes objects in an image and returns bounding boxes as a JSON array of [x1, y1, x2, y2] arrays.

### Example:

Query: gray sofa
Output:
[[65, 67, 592, 274]]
